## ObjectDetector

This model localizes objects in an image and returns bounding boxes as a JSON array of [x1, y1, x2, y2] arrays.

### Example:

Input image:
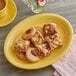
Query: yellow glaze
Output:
[[4, 13, 73, 70], [0, 0, 17, 27]]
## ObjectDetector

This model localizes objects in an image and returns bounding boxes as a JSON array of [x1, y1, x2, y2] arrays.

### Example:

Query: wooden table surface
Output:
[[0, 0, 76, 76]]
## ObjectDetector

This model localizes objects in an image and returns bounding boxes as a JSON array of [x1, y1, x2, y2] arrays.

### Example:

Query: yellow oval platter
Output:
[[4, 13, 73, 70]]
